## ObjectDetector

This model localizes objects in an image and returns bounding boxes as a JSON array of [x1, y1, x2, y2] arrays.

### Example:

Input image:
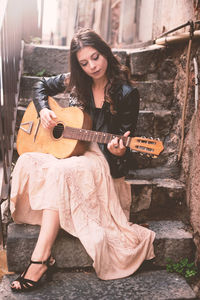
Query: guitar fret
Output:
[[94, 132, 98, 142], [63, 126, 128, 146]]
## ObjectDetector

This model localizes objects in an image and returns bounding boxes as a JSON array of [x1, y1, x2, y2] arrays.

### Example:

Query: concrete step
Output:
[[0, 269, 197, 299], [19, 75, 174, 111], [127, 178, 188, 223], [7, 220, 194, 273]]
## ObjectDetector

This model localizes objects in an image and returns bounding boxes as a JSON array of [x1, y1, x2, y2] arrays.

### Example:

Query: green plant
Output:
[[31, 36, 42, 44], [166, 257, 198, 279], [35, 69, 46, 77]]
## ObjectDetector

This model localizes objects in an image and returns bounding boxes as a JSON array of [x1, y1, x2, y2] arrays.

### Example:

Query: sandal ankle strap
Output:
[[30, 254, 52, 266]]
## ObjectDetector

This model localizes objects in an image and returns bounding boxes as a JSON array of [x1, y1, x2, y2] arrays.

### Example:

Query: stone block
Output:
[[19, 76, 69, 108], [149, 221, 195, 267], [7, 220, 194, 273], [19, 76, 40, 100], [23, 44, 70, 76], [135, 80, 174, 110], [23, 44, 128, 77], [19, 76, 173, 138], [136, 110, 173, 138], [7, 224, 92, 273], [0, 270, 197, 299], [128, 178, 188, 222], [112, 49, 127, 65], [129, 45, 166, 77]]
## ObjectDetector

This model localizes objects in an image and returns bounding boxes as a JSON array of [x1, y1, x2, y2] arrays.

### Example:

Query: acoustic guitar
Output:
[[17, 97, 164, 159]]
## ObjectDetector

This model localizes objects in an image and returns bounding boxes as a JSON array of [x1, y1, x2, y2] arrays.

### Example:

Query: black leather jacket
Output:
[[33, 74, 140, 178]]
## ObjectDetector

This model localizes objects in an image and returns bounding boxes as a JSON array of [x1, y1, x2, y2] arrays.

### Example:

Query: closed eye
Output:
[[79, 53, 99, 67], [93, 53, 99, 60], [80, 62, 87, 67]]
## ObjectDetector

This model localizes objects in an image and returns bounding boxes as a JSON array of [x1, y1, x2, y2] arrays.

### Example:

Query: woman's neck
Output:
[[92, 77, 108, 108], [92, 77, 108, 90]]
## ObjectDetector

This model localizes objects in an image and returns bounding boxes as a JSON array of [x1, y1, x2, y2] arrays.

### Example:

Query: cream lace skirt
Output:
[[10, 143, 155, 280]]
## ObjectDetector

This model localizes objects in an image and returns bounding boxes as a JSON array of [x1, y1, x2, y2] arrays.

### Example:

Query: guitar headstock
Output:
[[129, 137, 164, 157]]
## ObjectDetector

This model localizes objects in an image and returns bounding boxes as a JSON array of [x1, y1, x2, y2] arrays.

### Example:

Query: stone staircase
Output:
[[1, 43, 198, 299]]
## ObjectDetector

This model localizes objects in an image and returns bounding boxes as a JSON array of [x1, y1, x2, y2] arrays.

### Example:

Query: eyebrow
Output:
[[79, 51, 98, 63]]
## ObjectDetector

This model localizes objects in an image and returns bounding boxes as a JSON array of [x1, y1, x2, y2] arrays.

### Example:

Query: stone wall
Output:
[[179, 43, 200, 261], [181, 45, 200, 262]]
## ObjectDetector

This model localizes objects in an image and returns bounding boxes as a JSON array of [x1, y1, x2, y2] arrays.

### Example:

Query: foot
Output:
[[10, 255, 55, 292]]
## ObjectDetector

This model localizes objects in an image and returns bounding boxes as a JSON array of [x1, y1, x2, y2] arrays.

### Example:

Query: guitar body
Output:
[[17, 97, 92, 158]]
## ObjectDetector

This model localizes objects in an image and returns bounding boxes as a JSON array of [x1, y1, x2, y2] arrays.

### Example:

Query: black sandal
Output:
[[10, 255, 56, 293]]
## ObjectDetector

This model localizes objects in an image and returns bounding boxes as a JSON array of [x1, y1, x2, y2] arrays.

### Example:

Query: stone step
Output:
[[23, 44, 127, 77], [127, 178, 188, 223], [134, 80, 174, 110], [0, 269, 197, 299], [15, 104, 172, 169], [18, 76, 174, 137], [7, 220, 194, 273], [23, 44, 176, 81], [19, 75, 174, 111], [128, 44, 177, 80]]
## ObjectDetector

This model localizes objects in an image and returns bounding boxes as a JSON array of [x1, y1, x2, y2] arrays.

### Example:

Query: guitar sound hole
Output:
[[53, 123, 64, 139]]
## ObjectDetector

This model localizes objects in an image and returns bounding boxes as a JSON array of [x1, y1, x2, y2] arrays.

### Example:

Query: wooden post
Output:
[[118, 0, 137, 45]]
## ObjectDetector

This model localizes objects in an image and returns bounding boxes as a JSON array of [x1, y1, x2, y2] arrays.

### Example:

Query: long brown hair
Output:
[[69, 28, 131, 112]]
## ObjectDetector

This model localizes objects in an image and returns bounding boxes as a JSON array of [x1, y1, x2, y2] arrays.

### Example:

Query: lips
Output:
[[92, 70, 101, 75]]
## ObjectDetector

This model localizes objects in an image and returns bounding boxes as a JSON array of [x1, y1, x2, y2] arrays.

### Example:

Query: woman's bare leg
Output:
[[11, 209, 60, 289]]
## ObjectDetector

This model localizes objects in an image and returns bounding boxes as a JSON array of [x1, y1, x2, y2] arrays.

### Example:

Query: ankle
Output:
[[31, 251, 51, 263]]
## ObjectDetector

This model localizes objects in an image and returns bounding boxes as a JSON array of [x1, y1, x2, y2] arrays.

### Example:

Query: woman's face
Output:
[[77, 46, 108, 82]]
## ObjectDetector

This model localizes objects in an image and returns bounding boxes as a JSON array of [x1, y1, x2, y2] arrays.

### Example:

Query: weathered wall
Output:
[[43, 0, 199, 46], [181, 45, 200, 261], [151, 0, 195, 39], [179, 45, 200, 261]]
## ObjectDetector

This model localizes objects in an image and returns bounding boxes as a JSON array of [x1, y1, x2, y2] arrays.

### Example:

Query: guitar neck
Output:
[[63, 126, 130, 146]]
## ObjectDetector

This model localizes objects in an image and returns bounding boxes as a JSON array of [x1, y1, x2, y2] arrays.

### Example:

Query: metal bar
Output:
[[193, 57, 199, 113], [156, 21, 191, 39], [156, 19, 200, 40], [0, 204, 4, 248]]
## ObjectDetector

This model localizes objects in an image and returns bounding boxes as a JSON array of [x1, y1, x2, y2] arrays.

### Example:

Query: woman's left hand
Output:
[[107, 131, 130, 156]]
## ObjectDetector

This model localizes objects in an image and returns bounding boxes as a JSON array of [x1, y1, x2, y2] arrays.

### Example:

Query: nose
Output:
[[88, 60, 96, 69]]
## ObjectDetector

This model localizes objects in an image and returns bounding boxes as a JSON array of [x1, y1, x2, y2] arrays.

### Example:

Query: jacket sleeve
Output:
[[107, 87, 140, 178], [118, 87, 140, 136], [33, 74, 68, 115]]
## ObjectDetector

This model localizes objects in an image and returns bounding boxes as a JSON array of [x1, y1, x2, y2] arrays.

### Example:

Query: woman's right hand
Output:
[[39, 108, 57, 129]]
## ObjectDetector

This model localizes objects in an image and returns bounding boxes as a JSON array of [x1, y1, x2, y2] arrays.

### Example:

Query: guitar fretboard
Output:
[[63, 126, 129, 146]]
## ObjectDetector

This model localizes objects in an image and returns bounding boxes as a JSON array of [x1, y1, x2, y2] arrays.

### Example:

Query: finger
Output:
[[123, 131, 130, 137], [45, 113, 57, 127], [119, 138, 125, 149], [112, 137, 119, 148], [49, 111, 57, 119]]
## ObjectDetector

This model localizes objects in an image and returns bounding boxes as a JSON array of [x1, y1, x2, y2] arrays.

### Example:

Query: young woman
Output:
[[10, 28, 155, 292]]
